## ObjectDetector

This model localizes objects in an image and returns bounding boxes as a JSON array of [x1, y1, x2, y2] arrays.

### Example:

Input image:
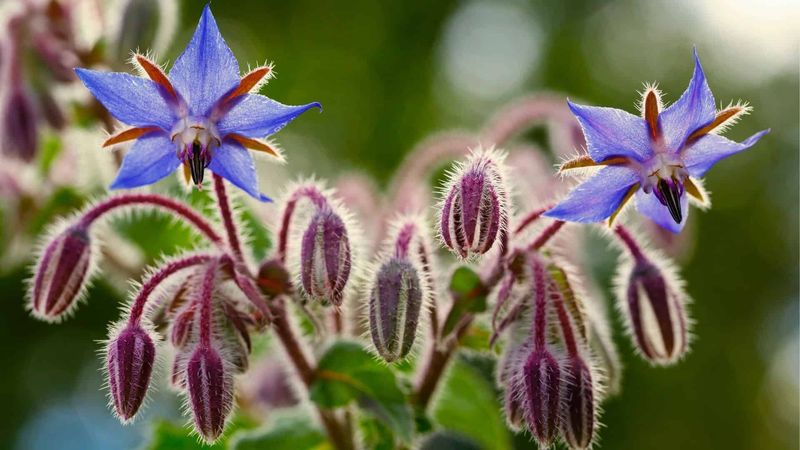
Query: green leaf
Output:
[[431, 356, 512, 450], [309, 341, 413, 443], [231, 412, 331, 450], [441, 266, 488, 336], [420, 431, 483, 450], [37, 133, 62, 176], [358, 416, 395, 450], [145, 415, 256, 450]]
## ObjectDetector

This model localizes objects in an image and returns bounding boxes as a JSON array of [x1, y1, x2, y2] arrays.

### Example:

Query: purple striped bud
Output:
[[1, 83, 39, 162], [29, 224, 94, 322], [498, 343, 528, 431], [186, 346, 234, 443], [523, 349, 561, 446], [614, 226, 690, 365], [170, 302, 197, 349], [300, 207, 352, 306], [369, 258, 423, 362], [440, 148, 509, 259], [106, 324, 156, 422], [560, 356, 596, 449]]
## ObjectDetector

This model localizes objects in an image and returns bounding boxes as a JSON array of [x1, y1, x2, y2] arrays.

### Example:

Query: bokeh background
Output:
[[0, 0, 797, 449]]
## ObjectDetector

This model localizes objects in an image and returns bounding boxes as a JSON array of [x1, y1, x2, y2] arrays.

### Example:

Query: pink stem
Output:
[[276, 185, 328, 263], [213, 174, 244, 262], [529, 220, 566, 251], [613, 225, 646, 262], [531, 256, 549, 350], [127, 254, 213, 326], [549, 278, 578, 356], [199, 257, 220, 347], [514, 205, 553, 235], [79, 193, 223, 245]]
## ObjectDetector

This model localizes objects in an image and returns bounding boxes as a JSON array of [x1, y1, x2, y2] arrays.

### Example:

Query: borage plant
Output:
[[27, 5, 768, 450]]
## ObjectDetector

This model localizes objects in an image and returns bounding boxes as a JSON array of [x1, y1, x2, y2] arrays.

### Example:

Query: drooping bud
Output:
[[186, 345, 234, 443], [614, 226, 690, 365], [497, 343, 528, 431], [369, 258, 423, 362], [29, 223, 94, 322], [440, 148, 509, 259], [170, 302, 197, 349], [560, 356, 596, 449], [256, 257, 292, 298], [523, 349, 561, 446], [2, 84, 39, 162], [106, 323, 156, 422], [300, 207, 352, 306]]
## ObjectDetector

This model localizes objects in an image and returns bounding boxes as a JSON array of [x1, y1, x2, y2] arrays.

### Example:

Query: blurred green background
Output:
[[0, 0, 797, 449]]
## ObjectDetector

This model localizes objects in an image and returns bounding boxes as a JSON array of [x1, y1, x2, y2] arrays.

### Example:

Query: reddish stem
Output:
[[213, 174, 244, 261], [613, 225, 646, 262], [276, 185, 328, 263], [79, 193, 223, 245], [127, 254, 213, 326], [531, 256, 549, 350], [198, 257, 220, 347], [529, 220, 566, 251], [549, 278, 578, 356], [514, 205, 552, 235]]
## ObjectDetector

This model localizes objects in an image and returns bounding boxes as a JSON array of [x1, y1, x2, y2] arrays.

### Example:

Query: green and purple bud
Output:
[[440, 148, 509, 259], [186, 345, 234, 443], [369, 258, 423, 362], [523, 348, 561, 447], [106, 323, 156, 422], [300, 207, 352, 306], [560, 356, 596, 449], [29, 223, 95, 322]]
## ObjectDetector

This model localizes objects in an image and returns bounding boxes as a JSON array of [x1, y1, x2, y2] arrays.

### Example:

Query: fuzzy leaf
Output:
[[309, 341, 413, 443], [231, 412, 331, 450]]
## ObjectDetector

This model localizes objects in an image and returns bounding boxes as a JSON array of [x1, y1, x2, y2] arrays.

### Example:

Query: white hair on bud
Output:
[[636, 82, 664, 116]]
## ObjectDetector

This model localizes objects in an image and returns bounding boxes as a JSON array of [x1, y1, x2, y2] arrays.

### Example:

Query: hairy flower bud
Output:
[[2, 84, 39, 162], [186, 345, 234, 443], [170, 302, 197, 349], [300, 207, 352, 306], [523, 349, 561, 446], [621, 257, 689, 365], [29, 224, 94, 322], [369, 258, 423, 362], [106, 324, 156, 422], [257, 257, 292, 298], [560, 356, 596, 449], [498, 343, 528, 431], [440, 148, 509, 259]]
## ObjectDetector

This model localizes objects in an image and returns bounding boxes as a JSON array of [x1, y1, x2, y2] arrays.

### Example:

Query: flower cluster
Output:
[[24, 3, 768, 449]]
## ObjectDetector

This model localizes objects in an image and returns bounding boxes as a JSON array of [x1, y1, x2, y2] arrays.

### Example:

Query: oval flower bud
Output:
[[186, 345, 234, 443], [106, 324, 156, 422], [1, 84, 39, 162], [523, 348, 561, 446], [621, 258, 689, 365], [29, 224, 94, 322], [300, 207, 352, 306], [170, 302, 197, 349], [440, 148, 509, 259], [368, 258, 423, 362], [498, 343, 528, 431], [560, 356, 596, 450]]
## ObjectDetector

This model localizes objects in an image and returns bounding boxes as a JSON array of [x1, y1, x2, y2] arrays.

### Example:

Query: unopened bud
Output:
[[440, 148, 509, 259], [170, 302, 197, 349], [2, 85, 39, 162], [560, 356, 596, 449], [29, 224, 94, 322], [186, 346, 234, 443], [498, 343, 528, 431], [257, 257, 292, 297], [523, 349, 561, 446], [623, 258, 689, 365], [106, 324, 156, 422], [300, 207, 352, 306], [368, 258, 423, 362]]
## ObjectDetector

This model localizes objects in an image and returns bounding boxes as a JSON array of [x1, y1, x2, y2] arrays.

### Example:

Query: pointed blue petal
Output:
[[169, 5, 240, 115], [75, 69, 176, 130], [658, 49, 716, 153], [110, 132, 180, 189], [217, 94, 321, 138], [544, 166, 639, 223], [209, 139, 271, 202], [635, 189, 688, 233], [567, 101, 653, 162], [683, 129, 769, 177]]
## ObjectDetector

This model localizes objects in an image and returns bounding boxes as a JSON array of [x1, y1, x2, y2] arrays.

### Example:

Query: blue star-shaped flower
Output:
[[545, 50, 769, 232], [75, 5, 320, 201]]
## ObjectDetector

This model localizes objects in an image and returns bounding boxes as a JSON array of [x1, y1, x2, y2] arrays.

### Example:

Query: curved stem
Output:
[[276, 184, 328, 263], [127, 254, 213, 326], [549, 277, 578, 356], [528, 220, 566, 251], [514, 205, 553, 235], [79, 193, 223, 245], [199, 257, 220, 347], [613, 225, 646, 262], [213, 174, 244, 262]]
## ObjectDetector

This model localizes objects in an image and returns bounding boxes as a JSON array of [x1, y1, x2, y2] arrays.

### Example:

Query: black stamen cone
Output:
[[189, 142, 205, 185], [657, 179, 682, 224]]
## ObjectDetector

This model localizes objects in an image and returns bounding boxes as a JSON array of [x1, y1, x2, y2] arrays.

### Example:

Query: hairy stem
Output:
[[198, 258, 220, 347], [529, 220, 566, 251], [127, 254, 213, 326], [79, 193, 224, 245], [613, 225, 646, 262], [276, 184, 328, 263], [213, 174, 245, 262]]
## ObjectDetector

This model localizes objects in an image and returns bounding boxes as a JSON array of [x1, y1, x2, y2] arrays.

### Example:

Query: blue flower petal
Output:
[[75, 69, 176, 130], [544, 166, 640, 223], [110, 132, 180, 189], [169, 5, 240, 115], [658, 49, 716, 153], [567, 101, 652, 162], [209, 139, 271, 202], [217, 94, 321, 138], [683, 129, 769, 177], [635, 189, 688, 233]]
